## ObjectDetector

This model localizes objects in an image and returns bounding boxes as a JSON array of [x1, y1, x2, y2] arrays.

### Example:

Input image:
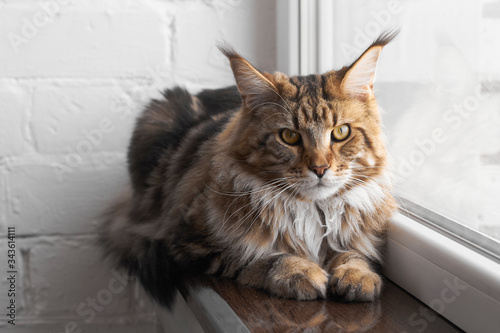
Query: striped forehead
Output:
[[289, 75, 337, 130], [289, 74, 326, 103]]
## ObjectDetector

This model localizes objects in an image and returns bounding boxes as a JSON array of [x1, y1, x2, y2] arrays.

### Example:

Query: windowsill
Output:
[[174, 273, 461, 332], [384, 212, 500, 333]]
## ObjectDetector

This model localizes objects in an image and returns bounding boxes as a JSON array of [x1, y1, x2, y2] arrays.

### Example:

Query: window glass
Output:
[[329, 0, 500, 246]]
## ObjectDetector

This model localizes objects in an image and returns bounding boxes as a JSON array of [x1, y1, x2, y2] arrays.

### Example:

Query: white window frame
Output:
[[276, 1, 500, 332]]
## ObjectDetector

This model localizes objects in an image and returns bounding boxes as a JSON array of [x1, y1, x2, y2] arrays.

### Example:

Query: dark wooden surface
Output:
[[183, 276, 464, 333]]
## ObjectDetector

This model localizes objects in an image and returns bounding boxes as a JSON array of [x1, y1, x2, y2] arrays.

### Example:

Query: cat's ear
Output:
[[341, 46, 382, 101], [340, 30, 398, 102], [219, 45, 278, 110]]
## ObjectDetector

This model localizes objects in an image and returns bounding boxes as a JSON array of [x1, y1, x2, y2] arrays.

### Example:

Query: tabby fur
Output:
[[100, 31, 398, 307]]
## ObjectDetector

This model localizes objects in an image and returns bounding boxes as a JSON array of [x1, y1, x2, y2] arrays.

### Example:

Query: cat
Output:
[[100, 30, 398, 308]]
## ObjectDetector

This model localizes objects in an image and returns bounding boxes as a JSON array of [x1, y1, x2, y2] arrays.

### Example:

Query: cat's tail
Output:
[[98, 189, 182, 309]]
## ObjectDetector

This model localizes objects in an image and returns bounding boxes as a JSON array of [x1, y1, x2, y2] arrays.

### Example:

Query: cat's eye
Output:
[[280, 129, 301, 145], [332, 124, 350, 141]]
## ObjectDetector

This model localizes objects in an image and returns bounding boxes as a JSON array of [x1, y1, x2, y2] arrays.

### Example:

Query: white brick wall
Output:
[[0, 82, 30, 157], [0, 0, 276, 331]]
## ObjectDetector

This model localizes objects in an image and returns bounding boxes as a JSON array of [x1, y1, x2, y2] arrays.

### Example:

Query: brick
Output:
[[0, 167, 7, 234], [23, 236, 153, 317], [0, 4, 169, 78], [5, 158, 128, 235], [0, 82, 30, 156], [31, 84, 137, 154], [173, 0, 276, 86]]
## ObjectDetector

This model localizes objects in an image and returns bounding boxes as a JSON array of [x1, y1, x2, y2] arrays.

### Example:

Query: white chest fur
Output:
[[264, 175, 389, 262], [280, 198, 345, 262]]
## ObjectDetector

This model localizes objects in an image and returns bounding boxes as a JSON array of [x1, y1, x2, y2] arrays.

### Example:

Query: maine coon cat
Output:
[[100, 31, 398, 307]]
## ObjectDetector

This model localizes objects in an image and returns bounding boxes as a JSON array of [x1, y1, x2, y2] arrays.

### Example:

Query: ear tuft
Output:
[[218, 44, 278, 110], [341, 29, 398, 102], [217, 43, 240, 61], [371, 29, 400, 48]]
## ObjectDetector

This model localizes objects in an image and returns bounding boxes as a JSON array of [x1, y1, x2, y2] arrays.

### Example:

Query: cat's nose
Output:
[[310, 165, 329, 178]]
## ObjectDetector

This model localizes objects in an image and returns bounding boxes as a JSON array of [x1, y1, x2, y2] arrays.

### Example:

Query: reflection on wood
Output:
[[181, 276, 463, 333]]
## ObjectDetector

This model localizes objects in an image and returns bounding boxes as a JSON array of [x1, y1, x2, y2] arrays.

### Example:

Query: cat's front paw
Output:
[[329, 263, 382, 302], [269, 256, 329, 300]]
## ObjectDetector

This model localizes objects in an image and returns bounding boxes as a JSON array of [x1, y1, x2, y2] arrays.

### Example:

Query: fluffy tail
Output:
[[98, 190, 182, 308]]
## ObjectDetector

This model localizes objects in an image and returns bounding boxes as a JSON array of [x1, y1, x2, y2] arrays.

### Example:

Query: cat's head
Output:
[[221, 31, 397, 202]]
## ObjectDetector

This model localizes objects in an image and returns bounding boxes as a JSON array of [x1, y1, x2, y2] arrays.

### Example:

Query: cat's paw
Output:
[[329, 263, 382, 302], [269, 256, 329, 300]]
